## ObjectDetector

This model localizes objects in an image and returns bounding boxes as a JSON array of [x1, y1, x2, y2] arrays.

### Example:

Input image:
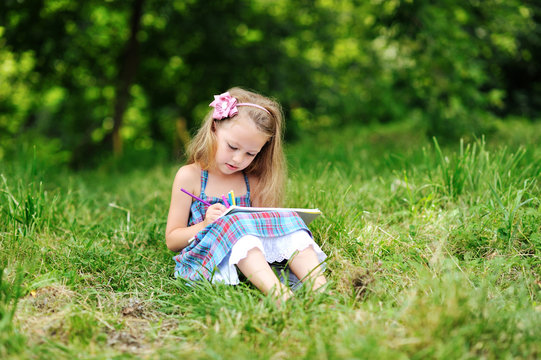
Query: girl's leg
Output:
[[288, 246, 327, 291], [237, 247, 292, 302]]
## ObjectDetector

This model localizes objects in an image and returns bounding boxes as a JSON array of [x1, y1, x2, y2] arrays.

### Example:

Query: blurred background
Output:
[[1, 0, 539, 168]]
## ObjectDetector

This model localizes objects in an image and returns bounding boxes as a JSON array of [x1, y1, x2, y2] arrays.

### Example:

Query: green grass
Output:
[[1, 120, 540, 359]]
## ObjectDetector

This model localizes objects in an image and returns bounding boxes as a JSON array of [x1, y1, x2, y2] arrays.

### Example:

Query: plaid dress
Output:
[[173, 170, 312, 281]]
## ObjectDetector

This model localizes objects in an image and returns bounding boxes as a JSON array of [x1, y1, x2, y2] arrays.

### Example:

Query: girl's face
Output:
[[214, 114, 269, 175]]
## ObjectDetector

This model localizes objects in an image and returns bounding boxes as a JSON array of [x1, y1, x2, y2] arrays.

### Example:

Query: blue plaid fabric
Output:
[[173, 170, 310, 281]]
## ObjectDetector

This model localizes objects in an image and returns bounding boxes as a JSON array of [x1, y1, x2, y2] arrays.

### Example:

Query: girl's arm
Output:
[[165, 164, 225, 252]]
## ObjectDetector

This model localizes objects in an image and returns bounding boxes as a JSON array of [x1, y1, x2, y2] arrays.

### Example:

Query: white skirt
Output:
[[211, 230, 327, 287]]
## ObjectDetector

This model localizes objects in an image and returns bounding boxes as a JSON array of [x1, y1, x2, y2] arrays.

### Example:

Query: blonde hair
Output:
[[187, 87, 286, 207]]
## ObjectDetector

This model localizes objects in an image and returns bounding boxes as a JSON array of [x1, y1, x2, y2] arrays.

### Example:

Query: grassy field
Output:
[[1, 121, 540, 359]]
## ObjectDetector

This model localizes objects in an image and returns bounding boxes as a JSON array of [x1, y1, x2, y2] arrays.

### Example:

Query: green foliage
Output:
[[393, 262, 539, 358], [375, 0, 537, 140], [1, 1, 540, 165], [0, 268, 25, 358], [0, 122, 540, 358]]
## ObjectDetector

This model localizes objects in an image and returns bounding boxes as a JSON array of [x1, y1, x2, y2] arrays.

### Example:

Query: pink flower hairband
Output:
[[209, 92, 271, 120]]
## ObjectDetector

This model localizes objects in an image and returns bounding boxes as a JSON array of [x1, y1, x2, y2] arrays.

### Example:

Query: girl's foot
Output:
[[272, 283, 293, 306]]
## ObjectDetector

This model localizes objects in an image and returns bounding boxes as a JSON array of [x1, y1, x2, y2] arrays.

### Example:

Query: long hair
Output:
[[187, 87, 286, 207]]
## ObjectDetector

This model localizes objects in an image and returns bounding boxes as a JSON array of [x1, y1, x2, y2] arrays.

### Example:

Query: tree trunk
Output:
[[111, 0, 144, 156]]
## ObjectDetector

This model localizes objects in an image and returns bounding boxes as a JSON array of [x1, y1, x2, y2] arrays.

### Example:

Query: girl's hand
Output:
[[204, 203, 227, 226]]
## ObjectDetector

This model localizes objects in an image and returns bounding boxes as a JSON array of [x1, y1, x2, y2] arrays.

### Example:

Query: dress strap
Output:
[[200, 170, 209, 195], [243, 172, 251, 196]]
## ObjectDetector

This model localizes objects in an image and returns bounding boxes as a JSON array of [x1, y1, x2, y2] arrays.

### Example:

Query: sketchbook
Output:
[[220, 205, 322, 225]]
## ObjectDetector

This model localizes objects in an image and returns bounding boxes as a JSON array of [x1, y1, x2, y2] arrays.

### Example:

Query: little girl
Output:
[[165, 87, 327, 302]]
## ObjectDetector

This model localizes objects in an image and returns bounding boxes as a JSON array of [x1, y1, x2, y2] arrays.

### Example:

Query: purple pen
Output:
[[181, 188, 212, 206]]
